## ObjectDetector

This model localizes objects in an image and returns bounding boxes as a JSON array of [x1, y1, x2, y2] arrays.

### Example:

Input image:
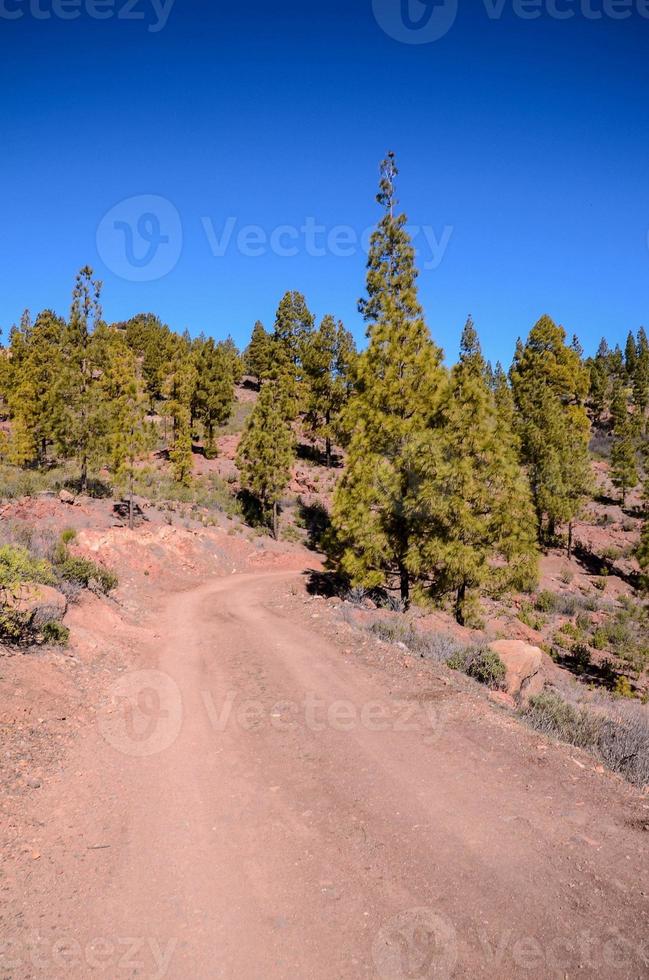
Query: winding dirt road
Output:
[[9, 571, 649, 979]]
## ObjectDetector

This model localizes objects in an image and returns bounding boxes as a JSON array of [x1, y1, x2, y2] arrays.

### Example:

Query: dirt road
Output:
[[8, 571, 649, 979]]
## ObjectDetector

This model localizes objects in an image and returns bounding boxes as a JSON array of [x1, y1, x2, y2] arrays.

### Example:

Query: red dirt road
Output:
[[7, 571, 649, 979]]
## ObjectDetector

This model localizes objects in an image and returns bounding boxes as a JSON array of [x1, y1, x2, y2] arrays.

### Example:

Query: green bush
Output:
[[448, 647, 507, 690], [571, 644, 592, 675], [0, 544, 55, 590], [53, 549, 117, 594], [534, 590, 558, 614], [41, 621, 70, 646]]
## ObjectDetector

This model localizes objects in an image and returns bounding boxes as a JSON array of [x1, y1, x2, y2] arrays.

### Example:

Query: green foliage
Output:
[[413, 318, 539, 624], [50, 268, 106, 491], [273, 291, 315, 372], [236, 380, 295, 538], [302, 314, 356, 465], [192, 337, 235, 458], [166, 337, 196, 486], [447, 647, 507, 690], [0, 545, 55, 590], [510, 315, 592, 544], [330, 152, 446, 608], [639, 516, 649, 590], [52, 537, 117, 594], [4, 309, 65, 467], [614, 676, 634, 699], [42, 620, 70, 646], [244, 321, 274, 387], [100, 330, 156, 521]]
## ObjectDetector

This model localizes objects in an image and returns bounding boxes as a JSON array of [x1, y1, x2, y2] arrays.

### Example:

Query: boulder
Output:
[[59, 489, 75, 505], [488, 639, 546, 705], [9, 583, 68, 629]]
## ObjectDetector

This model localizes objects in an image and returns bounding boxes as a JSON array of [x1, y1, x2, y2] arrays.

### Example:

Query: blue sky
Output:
[[1, 0, 648, 365]]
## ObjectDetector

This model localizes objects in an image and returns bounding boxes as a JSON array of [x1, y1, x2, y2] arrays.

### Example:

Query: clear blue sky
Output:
[[1, 0, 648, 365]]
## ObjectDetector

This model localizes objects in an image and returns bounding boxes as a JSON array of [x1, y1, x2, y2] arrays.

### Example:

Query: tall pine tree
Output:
[[193, 338, 235, 458], [510, 315, 591, 547], [415, 319, 538, 624], [302, 315, 356, 467], [51, 268, 105, 491], [236, 380, 294, 538], [330, 152, 446, 607]]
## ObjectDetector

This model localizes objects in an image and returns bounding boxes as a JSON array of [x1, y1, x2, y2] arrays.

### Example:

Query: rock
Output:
[[9, 583, 68, 629], [26, 777, 42, 789], [488, 639, 546, 705], [488, 690, 516, 710], [59, 489, 75, 505]]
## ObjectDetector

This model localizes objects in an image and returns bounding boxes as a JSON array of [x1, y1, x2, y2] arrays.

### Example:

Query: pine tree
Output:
[[415, 319, 538, 624], [244, 321, 273, 388], [492, 361, 518, 444], [236, 380, 294, 538], [610, 417, 638, 506], [3, 310, 65, 467], [51, 268, 105, 491], [273, 291, 314, 372], [166, 338, 196, 485], [302, 315, 356, 467], [633, 327, 649, 432], [193, 337, 235, 458], [101, 331, 155, 528], [330, 152, 446, 607], [625, 331, 638, 379], [610, 378, 629, 432], [638, 513, 649, 591], [510, 316, 591, 546], [589, 338, 612, 423]]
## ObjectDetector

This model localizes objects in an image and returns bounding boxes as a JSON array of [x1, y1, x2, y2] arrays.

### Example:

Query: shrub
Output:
[[367, 619, 463, 663], [0, 545, 55, 590], [53, 551, 118, 594], [571, 644, 592, 675], [521, 692, 600, 749], [518, 602, 545, 632], [522, 691, 649, 787], [614, 676, 634, 699], [534, 590, 558, 614], [464, 649, 507, 689], [41, 621, 70, 646], [597, 712, 649, 786], [448, 647, 507, 690]]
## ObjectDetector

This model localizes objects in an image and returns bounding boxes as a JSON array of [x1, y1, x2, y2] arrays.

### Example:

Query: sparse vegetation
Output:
[[521, 690, 649, 787]]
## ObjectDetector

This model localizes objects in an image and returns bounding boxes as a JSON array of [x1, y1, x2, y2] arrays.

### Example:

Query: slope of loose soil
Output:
[[1, 521, 648, 979]]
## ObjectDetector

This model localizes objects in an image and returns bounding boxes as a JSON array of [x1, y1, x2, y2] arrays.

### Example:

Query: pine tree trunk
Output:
[[129, 471, 135, 531], [455, 581, 467, 626], [325, 409, 332, 468], [567, 522, 573, 560], [80, 456, 88, 494], [399, 564, 410, 611], [272, 501, 278, 540]]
